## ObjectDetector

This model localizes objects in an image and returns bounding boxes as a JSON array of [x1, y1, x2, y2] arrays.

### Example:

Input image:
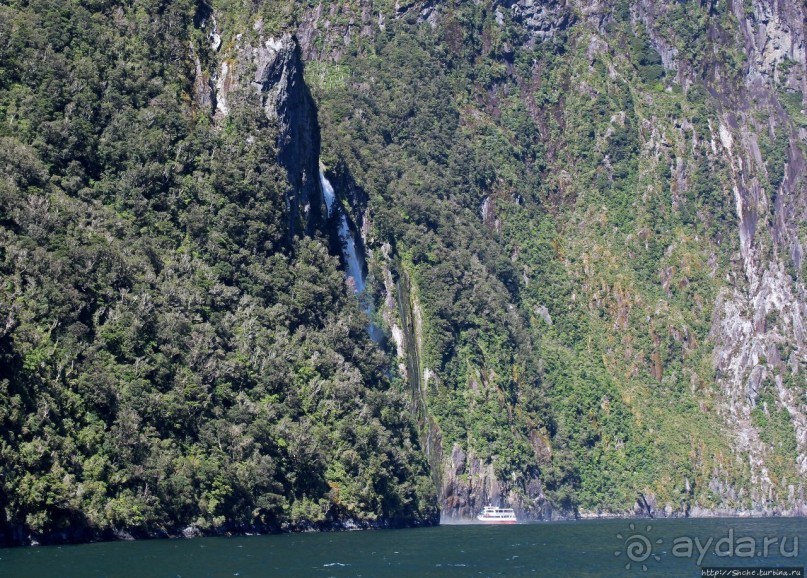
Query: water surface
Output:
[[1, 518, 804, 577]]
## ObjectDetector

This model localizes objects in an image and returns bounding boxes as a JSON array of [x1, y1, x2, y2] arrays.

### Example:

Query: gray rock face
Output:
[[635, 0, 680, 75], [440, 444, 501, 520], [192, 21, 324, 240], [496, 0, 573, 43], [192, 56, 214, 114], [210, 32, 323, 237], [707, 0, 807, 504], [635, 0, 807, 510], [439, 443, 556, 522], [251, 34, 323, 236], [735, 0, 806, 92]]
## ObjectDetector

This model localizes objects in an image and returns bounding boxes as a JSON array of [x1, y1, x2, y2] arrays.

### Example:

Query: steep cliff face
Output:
[[4, 0, 806, 546], [255, 35, 323, 237], [635, 0, 807, 510], [199, 23, 324, 238], [305, 0, 807, 519], [393, 262, 556, 520]]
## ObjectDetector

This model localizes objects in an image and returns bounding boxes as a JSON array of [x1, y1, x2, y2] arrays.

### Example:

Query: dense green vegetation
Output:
[[1, 0, 804, 544], [312, 0, 802, 516], [0, 0, 435, 544]]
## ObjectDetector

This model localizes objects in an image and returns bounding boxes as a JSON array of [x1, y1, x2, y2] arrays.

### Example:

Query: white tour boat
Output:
[[476, 505, 517, 524]]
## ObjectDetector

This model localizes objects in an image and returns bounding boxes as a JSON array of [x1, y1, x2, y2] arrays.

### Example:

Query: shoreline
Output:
[[4, 508, 805, 549]]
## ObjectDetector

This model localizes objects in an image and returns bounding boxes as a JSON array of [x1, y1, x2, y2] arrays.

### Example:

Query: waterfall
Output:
[[319, 168, 381, 341]]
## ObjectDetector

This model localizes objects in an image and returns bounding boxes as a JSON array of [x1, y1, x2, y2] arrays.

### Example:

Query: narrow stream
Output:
[[319, 169, 366, 293], [319, 167, 382, 342]]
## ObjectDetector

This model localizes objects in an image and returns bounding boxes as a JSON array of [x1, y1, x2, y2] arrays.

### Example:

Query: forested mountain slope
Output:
[[298, 0, 807, 519], [0, 0, 436, 545], [0, 0, 805, 545]]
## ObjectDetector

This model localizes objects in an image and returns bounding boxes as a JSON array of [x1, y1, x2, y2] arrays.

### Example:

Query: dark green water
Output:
[[1, 518, 804, 577]]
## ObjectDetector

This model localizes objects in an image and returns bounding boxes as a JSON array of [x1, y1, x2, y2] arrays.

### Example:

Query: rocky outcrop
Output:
[[196, 22, 323, 238], [495, 0, 573, 43], [251, 34, 323, 237], [296, 0, 576, 64], [734, 0, 806, 93], [439, 443, 557, 521], [191, 9, 220, 114], [634, 0, 681, 77], [440, 444, 501, 520]]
